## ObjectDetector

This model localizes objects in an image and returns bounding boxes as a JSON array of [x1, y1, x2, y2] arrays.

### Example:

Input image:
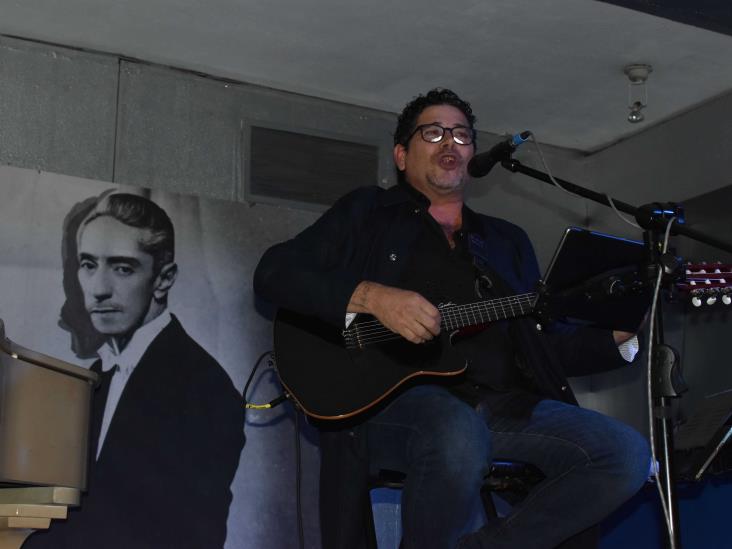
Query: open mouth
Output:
[[438, 154, 459, 170]]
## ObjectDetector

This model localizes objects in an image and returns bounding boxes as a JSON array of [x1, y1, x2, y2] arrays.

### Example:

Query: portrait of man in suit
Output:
[[26, 192, 245, 549]]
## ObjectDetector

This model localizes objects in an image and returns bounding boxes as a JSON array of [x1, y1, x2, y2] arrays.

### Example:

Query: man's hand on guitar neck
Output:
[[348, 281, 441, 345]]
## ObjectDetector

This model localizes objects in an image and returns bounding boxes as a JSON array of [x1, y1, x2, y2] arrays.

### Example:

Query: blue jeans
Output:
[[362, 385, 651, 549]]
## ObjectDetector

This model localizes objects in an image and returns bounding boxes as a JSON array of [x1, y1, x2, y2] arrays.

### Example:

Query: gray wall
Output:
[[0, 38, 118, 180], [0, 35, 398, 198]]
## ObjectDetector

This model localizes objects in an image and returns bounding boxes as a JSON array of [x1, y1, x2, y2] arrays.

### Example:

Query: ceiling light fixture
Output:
[[624, 63, 653, 124]]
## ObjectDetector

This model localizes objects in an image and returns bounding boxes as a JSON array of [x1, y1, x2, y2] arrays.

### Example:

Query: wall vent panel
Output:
[[247, 125, 379, 209]]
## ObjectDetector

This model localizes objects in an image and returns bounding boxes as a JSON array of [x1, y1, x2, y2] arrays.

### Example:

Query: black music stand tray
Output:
[[540, 227, 650, 333]]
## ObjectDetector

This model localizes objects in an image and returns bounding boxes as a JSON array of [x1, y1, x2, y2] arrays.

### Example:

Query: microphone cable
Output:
[[522, 133, 641, 230], [644, 216, 677, 541]]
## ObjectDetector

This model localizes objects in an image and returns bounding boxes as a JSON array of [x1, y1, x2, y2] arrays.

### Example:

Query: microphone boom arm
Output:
[[500, 158, 732, 254]]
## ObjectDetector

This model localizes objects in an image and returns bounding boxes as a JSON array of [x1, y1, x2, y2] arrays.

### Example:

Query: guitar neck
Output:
[[344, 292, 538, 350], [439, 292, 538, 331]]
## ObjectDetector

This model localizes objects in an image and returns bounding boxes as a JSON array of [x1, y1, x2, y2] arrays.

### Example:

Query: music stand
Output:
[[539, 227, 651, 333]]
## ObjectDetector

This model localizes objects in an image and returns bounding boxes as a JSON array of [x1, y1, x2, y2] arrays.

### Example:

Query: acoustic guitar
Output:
[[274, 293, 537, 420]]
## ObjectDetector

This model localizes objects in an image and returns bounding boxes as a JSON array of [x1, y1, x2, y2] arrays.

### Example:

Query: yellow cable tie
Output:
[[245, 403, 272, 410]]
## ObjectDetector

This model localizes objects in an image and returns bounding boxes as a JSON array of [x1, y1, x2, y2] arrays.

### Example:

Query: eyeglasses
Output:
[[408, 124, 475, 146]]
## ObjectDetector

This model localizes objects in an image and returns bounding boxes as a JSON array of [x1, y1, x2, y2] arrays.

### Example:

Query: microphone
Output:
[[467, 131, 532, 178]]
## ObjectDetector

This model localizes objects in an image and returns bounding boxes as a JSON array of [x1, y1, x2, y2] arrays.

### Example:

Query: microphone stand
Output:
[[500, 157, 732, 549]]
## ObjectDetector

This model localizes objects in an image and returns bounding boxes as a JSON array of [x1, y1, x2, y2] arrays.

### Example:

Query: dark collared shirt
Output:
[[396, 193, 539, 414]]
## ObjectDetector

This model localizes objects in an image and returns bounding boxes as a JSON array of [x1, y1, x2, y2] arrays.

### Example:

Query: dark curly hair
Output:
[[393, 88, 477, 148]]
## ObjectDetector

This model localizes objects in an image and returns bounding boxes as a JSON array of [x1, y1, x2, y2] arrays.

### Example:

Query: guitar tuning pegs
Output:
[[723, 294, 732, 306], [707, 296, 717, 306], [692, 296, 703, 307]]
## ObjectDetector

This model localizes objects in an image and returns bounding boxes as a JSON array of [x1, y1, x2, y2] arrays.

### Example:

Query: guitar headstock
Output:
[[678, 262, 732, 307]]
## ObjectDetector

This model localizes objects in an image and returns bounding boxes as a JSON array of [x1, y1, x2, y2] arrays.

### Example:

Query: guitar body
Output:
[[274, 309, 467, 420]]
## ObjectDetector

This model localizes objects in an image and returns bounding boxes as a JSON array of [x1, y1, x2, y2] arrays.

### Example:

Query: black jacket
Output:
[[25, 316, 245, 549]]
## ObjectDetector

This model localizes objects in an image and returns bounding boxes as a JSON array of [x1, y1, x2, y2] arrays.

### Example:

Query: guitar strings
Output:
[[346, 302, 532, 347], [346, 294, 536, 335], [348, 294, 537, 335], [345, 293, 537, 348], [348, 292, 538, 331]]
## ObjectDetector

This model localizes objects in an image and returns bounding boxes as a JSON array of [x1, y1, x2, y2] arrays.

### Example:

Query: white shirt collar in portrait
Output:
[[95, 310, 172, 459]]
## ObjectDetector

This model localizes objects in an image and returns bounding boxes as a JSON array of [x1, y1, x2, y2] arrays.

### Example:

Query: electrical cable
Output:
[[294, 404, 305, 549], [605, 193, 642, 229], [241, 350, 303, 549], [242, 350, 274, 404], [526, 134, 641, 229], [245, 394, 288, 410], [645, 216, 677, 537], [526, 133, 581, 199], [242, 350, 288, 410]]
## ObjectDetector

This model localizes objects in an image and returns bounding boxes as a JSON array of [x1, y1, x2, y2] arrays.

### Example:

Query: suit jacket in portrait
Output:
[[25, 315, 245, 549]]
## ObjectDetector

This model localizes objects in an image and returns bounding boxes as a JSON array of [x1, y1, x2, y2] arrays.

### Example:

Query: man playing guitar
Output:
[[254, 88, 650, 549]]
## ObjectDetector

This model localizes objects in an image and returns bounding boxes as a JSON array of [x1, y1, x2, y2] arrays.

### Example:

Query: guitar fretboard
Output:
[[344, 292, 538, 349], [439, 292, 538, 331]]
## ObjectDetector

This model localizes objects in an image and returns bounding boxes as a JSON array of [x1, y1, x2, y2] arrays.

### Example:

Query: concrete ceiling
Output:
[[2, 0, 732, 152]]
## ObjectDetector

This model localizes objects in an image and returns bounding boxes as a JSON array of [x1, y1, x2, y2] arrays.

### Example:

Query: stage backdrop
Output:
[[0, 164, 323, 548]]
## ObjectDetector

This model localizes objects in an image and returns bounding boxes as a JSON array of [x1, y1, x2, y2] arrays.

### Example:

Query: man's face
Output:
[[394, 104, 475, 198], [77, 216, 158, 337]]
